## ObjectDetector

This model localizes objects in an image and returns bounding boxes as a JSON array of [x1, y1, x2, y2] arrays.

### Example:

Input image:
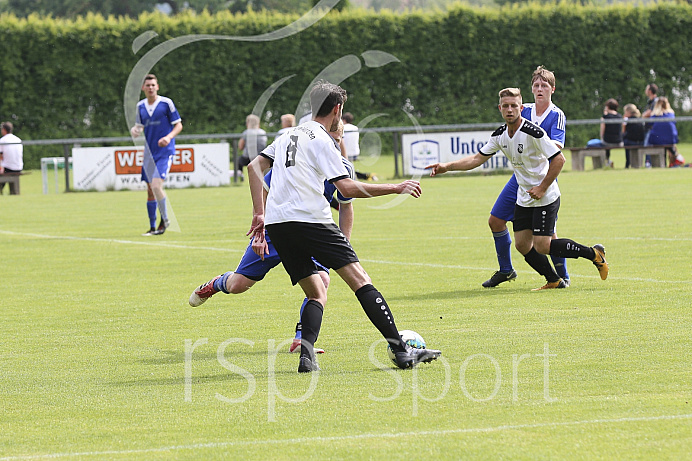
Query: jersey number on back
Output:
[[285, 135, 299, 167]]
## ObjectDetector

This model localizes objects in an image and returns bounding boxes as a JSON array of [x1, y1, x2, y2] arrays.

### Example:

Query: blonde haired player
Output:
[[426, 88, 608, 291]]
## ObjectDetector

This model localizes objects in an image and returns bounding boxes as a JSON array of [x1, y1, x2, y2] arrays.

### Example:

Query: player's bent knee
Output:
[[227, 275, 255, 294], [488, 215, 508, 233], [336, 262, 371, 292], [319, 271, 330, 289], [514, 241, 531, 256], [533, 237, 552, 255]]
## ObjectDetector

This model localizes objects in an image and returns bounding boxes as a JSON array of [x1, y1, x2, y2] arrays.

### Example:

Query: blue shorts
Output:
[[490, 174, 519, 222], [235, 234, 328, 282], [141, 154, 173, 183]]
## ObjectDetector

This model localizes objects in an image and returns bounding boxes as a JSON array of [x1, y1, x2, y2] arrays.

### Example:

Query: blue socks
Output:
[[213, 271, 233, 294], [295, 298, 308, 339], [551, 255, 569, 281], [146, 200, 157, 229], [493, 229, 513, 273]]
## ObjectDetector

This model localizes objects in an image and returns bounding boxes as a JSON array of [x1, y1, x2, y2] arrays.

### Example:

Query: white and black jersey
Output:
[[260, 120, 350, 224], [480, 118, 562, 207]]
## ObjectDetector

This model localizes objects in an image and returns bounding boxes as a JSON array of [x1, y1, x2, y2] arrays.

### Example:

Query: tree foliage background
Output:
[[0, 0, 349, 17], [1, 2, 691, 167]]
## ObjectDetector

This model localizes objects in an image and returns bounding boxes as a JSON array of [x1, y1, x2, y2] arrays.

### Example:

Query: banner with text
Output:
[[73, 143, 230, 191], [401, 131, 512, 175]]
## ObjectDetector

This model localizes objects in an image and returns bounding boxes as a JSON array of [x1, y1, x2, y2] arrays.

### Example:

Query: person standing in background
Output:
[[130, 74, 182, 236], [277, 114, 295, 136], [235, 114, 267, 179], [0, 122, 23, 178], [642, 83, 659, 146]]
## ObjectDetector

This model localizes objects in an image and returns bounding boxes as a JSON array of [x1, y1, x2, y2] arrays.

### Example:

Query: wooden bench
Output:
[[567, 145, 671, 171], [0, 171, 25, 195], [628, 145, 671, 169]]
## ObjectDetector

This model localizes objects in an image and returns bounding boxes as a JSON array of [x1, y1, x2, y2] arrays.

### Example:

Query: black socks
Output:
[[355, 284, 406, 353], [524, 248, 561, 283], [299, 300, 323, 359], [550, 239, 596, 260]]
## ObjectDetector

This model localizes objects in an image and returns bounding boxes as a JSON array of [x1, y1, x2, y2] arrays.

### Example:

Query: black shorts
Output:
[[513, 197, 560, 236], [266, 221, 359, 285]]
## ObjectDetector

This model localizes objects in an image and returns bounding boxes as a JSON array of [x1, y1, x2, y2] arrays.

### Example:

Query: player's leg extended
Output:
[[188, 240, 279, 307], [336, 262, 441, 368], [549, 239, 609, 280], [336, 262, 406, 351], [515, 229, 563, 290]]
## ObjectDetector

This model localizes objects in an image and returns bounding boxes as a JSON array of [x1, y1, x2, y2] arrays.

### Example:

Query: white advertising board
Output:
[[72, 143, 230, 191], [401, 131, 512, 175]]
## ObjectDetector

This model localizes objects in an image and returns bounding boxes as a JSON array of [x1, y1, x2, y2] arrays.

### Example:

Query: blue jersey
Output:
[[136, 96, 181, 161], [521, 103, 566, 148]]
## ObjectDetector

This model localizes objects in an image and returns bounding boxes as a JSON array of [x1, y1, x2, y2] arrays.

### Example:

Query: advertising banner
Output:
[[73, 143, 230, 191], [401, 131, 512, 175]]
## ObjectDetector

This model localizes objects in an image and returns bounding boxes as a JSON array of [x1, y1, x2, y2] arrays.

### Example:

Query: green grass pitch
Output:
[[1, 151, 691, 459]]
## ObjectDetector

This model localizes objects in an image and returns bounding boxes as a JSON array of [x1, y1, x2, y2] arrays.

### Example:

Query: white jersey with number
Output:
[[260, 120, 350, 224], [480, 118, 561, 207]]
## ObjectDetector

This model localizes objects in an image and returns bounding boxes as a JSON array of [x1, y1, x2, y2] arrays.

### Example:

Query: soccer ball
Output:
[[387, 330, 426, 364]]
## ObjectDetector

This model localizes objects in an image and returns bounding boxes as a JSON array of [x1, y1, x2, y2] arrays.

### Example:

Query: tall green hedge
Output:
[[2, 4, 692, 168]]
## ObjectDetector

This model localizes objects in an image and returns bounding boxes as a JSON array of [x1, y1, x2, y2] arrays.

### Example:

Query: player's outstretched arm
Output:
[[426, 153, 489, 176], [333, 178, 421, 199]]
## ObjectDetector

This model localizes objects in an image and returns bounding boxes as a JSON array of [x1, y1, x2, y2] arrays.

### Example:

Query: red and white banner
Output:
[[72, 143, 230, 191]]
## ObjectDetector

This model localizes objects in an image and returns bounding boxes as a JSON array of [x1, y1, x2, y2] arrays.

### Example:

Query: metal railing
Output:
[[14, 116, 692, 191]]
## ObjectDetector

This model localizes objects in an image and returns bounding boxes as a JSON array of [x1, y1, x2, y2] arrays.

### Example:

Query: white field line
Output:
[[1, 229, 690, 284], [0, 229, 246, 254], [2, 413, 691, 460]]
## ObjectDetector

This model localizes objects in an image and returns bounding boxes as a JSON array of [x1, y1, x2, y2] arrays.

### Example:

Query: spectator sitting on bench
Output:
[[647, 96, 679, 167], [598, 98, 623, 167], [621, 104, 645, 169], [0, 121, 23, 193]]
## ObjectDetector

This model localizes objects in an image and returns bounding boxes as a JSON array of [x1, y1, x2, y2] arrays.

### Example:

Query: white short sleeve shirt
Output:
[[480, 119, 561, 207], [260, 121, 350, 224], [0, 133, 23, 171], [342, 123, 360, 160]]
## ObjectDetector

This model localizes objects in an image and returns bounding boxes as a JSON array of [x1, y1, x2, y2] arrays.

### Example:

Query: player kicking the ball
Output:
[[247, 81, 441, 373], [426, 88, 608, 291], [189, 121, 355, 356]]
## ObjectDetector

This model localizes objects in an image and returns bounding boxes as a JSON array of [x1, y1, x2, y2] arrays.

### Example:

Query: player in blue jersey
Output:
[[482, 66, 570, 288], [130, 74, 183, 236], [188, 122, 355, 354]]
